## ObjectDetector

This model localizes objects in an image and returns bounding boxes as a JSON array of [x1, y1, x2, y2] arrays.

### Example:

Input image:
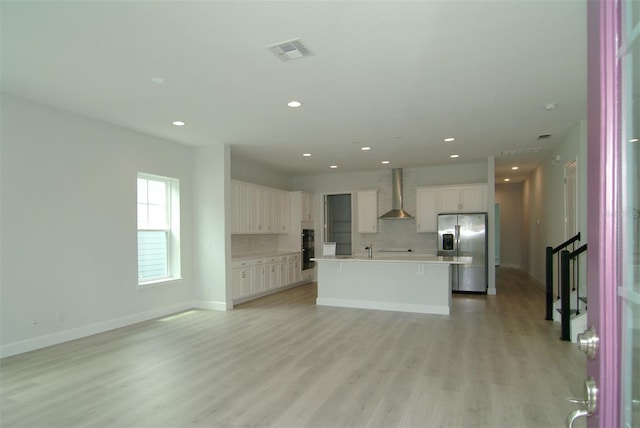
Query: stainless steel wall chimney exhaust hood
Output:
[[379, 168, 413, 219]]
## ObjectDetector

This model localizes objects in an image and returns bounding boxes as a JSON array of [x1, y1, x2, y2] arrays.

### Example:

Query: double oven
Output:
[[301, 229, 315, 270]]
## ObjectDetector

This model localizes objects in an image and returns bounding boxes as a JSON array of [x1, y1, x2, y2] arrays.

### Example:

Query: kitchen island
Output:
[[312, 254, 471, 315]]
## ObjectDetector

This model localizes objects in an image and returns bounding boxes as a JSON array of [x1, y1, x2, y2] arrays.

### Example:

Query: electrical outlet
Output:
[[57, 312, 65, 323], [31, 319, 39, 327]]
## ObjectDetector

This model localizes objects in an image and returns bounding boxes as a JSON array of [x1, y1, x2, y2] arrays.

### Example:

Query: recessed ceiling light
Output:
[[172, 121, 186, 126], [303, 153, 311, 157], [151, 77, 165, 84], [361, 146, 371, 151], [444, 137, 455, 142], [381, 160, 390, 164], [512, 166, 519, 170], [544, 103, 557, 111], [450, 154, 460, 158], [287, 101, 302, 108], [630, 138, 639, 143], [330, 165, 338, 169], [504, 178, 511, 182]]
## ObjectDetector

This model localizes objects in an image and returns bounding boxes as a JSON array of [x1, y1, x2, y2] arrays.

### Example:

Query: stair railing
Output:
[[560, 243, 588, 341], [545, 232, 581, 321]]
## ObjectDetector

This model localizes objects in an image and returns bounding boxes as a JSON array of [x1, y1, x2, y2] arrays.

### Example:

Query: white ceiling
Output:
[[1, 1, 587, 182]]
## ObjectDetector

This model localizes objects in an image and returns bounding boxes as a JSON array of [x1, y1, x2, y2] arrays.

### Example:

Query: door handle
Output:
[[566, 409, 589, 428], [566, 377, 597, 428]]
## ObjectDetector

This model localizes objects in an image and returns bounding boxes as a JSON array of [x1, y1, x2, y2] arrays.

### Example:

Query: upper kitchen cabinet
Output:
[[416, 183, 488, 232], [416, 187, 438, 232], [275, 190, 290, 233], [231, 180, 252, 233], [438, 184, 487, 213], [357, 190, 378, 233], [301, 192, 314, 222], [230, 179, 290, 235]]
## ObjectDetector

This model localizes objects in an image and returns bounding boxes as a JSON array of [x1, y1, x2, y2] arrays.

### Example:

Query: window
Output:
[[137, 173, 181, 285]]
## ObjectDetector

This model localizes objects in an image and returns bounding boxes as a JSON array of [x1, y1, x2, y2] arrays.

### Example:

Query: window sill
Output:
[[137, 277, 183, 289]]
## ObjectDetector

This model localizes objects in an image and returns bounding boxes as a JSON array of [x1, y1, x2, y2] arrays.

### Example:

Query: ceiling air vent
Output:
[[267, 38, 312, 61], [537, 134, 552, 140], [500, 147, 543, 157]]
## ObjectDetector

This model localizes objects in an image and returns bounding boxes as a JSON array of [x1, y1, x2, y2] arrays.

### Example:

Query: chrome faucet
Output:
[[365, 244, 373, 258]]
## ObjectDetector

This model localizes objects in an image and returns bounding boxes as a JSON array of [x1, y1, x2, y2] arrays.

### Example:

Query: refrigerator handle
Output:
[[455, 224, 461, 251]]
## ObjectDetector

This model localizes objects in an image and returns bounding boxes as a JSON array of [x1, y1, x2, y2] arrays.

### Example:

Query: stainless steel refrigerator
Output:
[[437, 213, 488, 293]]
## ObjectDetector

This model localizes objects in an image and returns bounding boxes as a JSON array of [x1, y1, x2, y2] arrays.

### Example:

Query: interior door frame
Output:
[[586, 0, 621, 426], [322, 192, 354, 256]]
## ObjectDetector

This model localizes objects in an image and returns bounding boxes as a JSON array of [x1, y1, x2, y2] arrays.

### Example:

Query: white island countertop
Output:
[[312, 254, 471, 264]]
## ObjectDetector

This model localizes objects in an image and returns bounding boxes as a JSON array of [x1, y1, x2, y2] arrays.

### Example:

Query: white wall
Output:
[[231, 153, 292, 190], [522, 120, 588, 286], [192, 144, 231, 309], [495, 182, 524, 269], [0, 94, 198, 356]]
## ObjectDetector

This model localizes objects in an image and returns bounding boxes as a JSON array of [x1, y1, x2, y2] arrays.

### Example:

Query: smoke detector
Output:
[[267, 38, 312, 61]]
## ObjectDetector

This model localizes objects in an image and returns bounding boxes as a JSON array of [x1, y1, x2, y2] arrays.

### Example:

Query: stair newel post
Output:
[[560, 250, 571, 341], [575, 253, 580, 315], [545, 246, 554, 320], [556, 252, 561, 300]]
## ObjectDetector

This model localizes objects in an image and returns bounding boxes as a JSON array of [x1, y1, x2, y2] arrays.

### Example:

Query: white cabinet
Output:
[[275, 191, 290, 233], [232, 252, 303, 303], [416, 188, 438, 232], [231, 260, 255, 300], [459, 185, 486, 212], [357, 190, 378, 233], [438, 187, 462, 213], [301, 192, 314, 222], [251, 186, 266, 233], [438, 184, 486, 212], [231, 180, 291, 235], [264, 256, 279, 291], [288, 254, 302, 284], [253, 259, 265, 294], [416, 184, 488, 232], [279, 255, 289, 287], [231, 180, 252, 234]]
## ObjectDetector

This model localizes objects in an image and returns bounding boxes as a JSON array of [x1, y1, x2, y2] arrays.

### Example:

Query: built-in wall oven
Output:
[[302, 229, 315, 270]]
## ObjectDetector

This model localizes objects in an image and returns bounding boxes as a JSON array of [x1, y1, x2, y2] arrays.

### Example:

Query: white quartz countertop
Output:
[[232, 251, 300, 261], [312, 254, 472, 264]]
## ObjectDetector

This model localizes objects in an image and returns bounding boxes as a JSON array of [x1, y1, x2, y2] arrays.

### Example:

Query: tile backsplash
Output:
[[232, 234, 280, 257], [354, 221, 437, 255]]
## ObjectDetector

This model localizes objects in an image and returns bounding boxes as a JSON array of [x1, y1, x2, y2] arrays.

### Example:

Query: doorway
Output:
[[324, 194, 352, 255]]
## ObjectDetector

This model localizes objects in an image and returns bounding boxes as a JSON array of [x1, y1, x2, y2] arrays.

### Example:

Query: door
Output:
[[324, 194, 352, 255], [581, 1, 639, 427]]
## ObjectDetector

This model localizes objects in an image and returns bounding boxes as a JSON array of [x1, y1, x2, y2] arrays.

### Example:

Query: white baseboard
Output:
[[316, 297, 449, 315], [0, 301, 193, 359], [192, 300, 230, 311]]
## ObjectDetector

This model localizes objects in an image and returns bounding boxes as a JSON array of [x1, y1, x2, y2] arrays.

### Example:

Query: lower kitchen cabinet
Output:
[[231, 260, 255, 300], [232, 253, 307, 303]]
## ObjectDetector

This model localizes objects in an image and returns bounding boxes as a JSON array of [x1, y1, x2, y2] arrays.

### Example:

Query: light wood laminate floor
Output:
[[1, 268, 586, 428]]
